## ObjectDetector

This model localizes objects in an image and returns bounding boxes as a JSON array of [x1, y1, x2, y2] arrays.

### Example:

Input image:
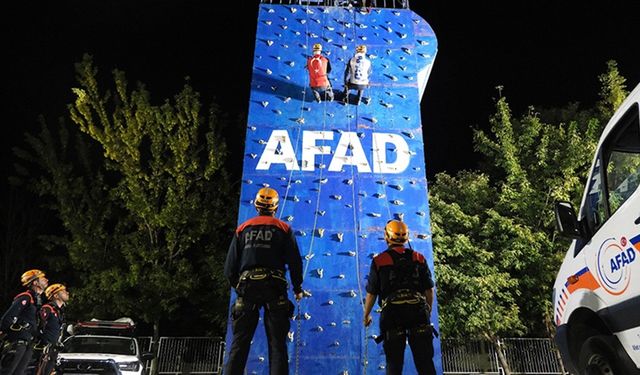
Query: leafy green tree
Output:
[[13, 55, 234, 343], [430, 62, 627, 373]]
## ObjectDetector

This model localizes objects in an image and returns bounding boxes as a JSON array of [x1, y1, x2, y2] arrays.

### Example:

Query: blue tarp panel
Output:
[[225, 4, 440, 374]]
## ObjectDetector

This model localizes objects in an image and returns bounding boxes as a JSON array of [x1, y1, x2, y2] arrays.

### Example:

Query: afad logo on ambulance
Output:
[[595, 236, 638, 295]]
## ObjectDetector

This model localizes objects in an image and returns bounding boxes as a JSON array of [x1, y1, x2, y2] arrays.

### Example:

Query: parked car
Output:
[[57, 318, 154, 375]]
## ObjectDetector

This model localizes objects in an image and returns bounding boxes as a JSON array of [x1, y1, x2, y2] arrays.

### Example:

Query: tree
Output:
[[13, 55, 234, 346], [429, 62, 627, 373]]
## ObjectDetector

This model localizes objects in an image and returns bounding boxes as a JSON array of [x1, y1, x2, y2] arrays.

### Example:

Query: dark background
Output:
[[3, 1, 639, 182], [1, 0, 639, 336]]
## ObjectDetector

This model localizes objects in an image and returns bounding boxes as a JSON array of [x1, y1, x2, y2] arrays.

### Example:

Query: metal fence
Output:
[[139, 337, 565, 374], [259, 0, 411, 10], [501, 338, 565, 374], [139, 337, 224, 375], [441, 339, 500, 374]]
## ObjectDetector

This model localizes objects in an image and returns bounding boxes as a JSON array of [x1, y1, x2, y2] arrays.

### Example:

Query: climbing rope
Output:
[[344, 6, 372, 374], [294, 4, 334, 374]]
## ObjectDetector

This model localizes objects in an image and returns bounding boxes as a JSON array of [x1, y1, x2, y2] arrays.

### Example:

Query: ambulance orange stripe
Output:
[[566, 270, 600, 294]]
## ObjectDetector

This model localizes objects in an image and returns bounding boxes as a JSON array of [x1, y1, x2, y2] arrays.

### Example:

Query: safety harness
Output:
[[238, 267, 286, 284], [381, 249, 424, 309], [234, 268, 291, 314], [375, 249, 434, 344]]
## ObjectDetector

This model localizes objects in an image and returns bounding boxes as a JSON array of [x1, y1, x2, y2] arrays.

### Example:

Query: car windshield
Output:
[[63, 336, 136, 356]]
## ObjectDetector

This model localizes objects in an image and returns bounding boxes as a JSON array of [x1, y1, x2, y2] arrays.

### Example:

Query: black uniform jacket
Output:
[[366, 245, 434, 302], [224, 215, 303, 294], [0, 289, 40, 341], [39, 303, 64, 345]]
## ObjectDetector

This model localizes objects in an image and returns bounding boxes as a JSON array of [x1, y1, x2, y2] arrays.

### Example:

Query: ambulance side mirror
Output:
[[555, 201, 584, 239]]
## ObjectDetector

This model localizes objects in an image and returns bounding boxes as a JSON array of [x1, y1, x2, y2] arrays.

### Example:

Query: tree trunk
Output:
[[495, 337, 512, 375], [149, 320, 160, 375]]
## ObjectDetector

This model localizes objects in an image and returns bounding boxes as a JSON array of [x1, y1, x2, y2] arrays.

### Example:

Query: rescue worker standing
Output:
[[35, 284, 68, 375], [363, 220, 436, 375], [224, 187, 303, 375], [306, 43, 334, 103], [343, 44, 372, 105], [0, 269, 48, 375]]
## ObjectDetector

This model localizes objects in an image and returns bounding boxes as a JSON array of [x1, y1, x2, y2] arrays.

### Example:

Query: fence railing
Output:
[[259, 0, 411, 10], [139, 337, 566, 374]]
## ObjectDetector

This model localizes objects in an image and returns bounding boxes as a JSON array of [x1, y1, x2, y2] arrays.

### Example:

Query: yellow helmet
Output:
[[312, 43, 322, 52], [255, 187, 279, 213], [45, 284, 67, 300], [21, 269, 46, 287], [384, 220, 409, 245], [356, 45, 367, 53]]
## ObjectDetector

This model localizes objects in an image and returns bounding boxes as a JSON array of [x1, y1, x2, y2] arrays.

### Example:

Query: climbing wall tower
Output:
[[226, 3, 440, 374]]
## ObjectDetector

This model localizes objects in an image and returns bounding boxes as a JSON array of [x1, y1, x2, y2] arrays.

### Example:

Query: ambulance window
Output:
[[603, 103, 640, 216], [585, 158, 607, 234]]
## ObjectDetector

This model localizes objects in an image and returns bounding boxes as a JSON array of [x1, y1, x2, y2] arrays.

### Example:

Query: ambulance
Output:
[[553, 82, 640, 374]]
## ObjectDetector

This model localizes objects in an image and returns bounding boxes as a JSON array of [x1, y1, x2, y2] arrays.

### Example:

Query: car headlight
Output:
[[118, 361, 141, 371]]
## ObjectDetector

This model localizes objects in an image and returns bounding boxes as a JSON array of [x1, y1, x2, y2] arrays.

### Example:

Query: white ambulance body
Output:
[[553, 82, 640, 374]]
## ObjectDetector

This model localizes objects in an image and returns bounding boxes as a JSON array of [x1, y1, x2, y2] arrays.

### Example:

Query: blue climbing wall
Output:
[[225, 4, 440, 374]]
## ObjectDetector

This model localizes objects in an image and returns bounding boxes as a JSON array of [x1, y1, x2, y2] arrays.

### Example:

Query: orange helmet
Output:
[[384, 220, 409, 245], [255, 187, 279, 213], [45, 284, 67, 300], [21, 269, 46, 287], [356, 45, 367, 54]]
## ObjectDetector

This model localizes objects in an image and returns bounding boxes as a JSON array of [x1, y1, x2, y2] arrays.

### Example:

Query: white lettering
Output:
[[372, 133, 411, 173], [255, 130, 414, 174], [328, 132, 371, 172], [256, 130, 299, 170], [302, 131, 334, 171]]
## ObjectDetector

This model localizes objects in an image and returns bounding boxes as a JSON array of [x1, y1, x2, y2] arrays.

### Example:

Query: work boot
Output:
[[327, 91, 334, 102]]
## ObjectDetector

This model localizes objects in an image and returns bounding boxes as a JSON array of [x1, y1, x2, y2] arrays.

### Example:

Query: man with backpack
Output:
[[363, 220, 436, 375]]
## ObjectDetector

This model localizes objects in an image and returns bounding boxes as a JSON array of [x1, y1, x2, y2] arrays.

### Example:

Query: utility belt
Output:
[[8, 322, 31, 333], [1, 338, 33, 353], [374, 323, 438, 344], [381, 289, 425, 310], [237, 268, 287, 288], [236, 268, 288, 299]]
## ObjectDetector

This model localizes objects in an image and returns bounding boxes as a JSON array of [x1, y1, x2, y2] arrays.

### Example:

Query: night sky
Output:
[[3, 1, 639, 184]]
